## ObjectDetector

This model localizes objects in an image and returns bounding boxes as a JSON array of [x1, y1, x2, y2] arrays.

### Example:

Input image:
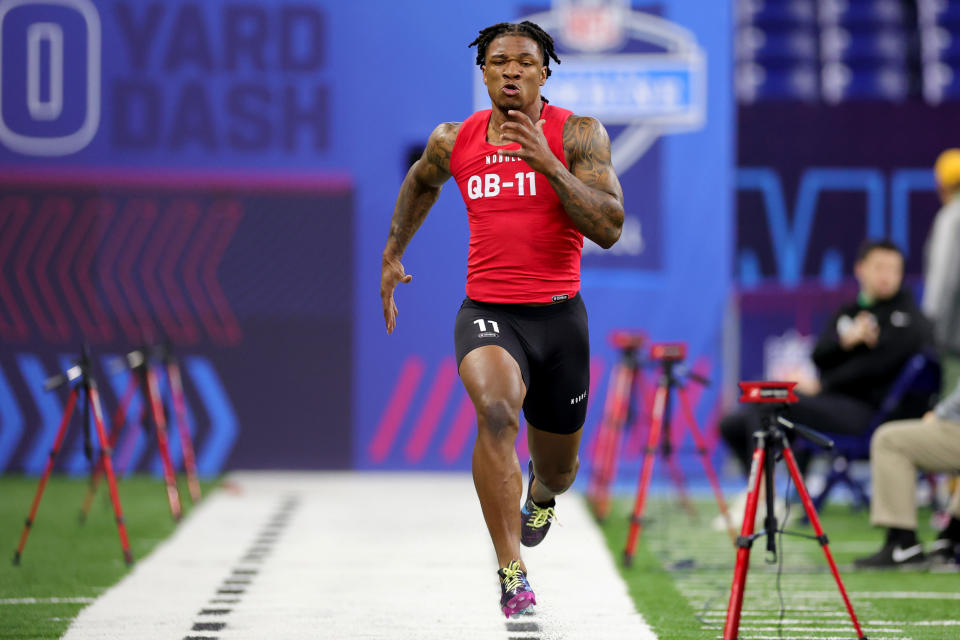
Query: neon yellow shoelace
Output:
[[526, 504, 556, 529], [501, 560, 524, 591]]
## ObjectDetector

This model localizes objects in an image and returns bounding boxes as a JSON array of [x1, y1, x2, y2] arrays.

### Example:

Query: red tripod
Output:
[[588, 330, 649, 521], [723, 382, 867, 640], [13, 347, 133, 566], [159, 344, 202, 503], [79, 346, 190, 522], [623, 342, 736, 565]]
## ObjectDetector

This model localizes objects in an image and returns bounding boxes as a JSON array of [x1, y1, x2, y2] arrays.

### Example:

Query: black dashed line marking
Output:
[[186, 496, 300, 638]]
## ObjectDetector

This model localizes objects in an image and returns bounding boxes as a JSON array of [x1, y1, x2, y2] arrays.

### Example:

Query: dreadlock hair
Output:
[[468, 21, 561, 77]]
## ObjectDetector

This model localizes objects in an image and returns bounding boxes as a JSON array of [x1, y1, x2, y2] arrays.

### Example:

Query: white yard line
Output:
[[0, 597, 95, 605], [853, 592, 960, 600], [680, 588, 960, 602], [732, 636, 912, 640], [702, 625, 903, 633], [702, 609, 851, 616], [61, 472, 656, 640]]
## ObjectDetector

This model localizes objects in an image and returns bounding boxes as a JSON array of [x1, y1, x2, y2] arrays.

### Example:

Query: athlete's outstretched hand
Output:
[[499, 110, 561, 175], [381, 257, 412, 334]]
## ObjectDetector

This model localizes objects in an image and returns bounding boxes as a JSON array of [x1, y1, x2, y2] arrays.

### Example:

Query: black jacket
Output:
[[812, 287, 934, 407]]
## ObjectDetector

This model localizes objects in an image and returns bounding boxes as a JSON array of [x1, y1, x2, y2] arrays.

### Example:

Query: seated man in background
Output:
[[854, 383, 960, 568], [720, 240, 934, 479]]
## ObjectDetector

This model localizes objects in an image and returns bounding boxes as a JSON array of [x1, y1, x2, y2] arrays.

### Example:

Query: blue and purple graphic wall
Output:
[[0, 0, 734, 478], [735, 102, 960, 385]]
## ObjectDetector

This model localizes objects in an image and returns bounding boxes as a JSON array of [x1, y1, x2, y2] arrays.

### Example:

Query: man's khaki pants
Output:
[[870, 417, 960, 530]]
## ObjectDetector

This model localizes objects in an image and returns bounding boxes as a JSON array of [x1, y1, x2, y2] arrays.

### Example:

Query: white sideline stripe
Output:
[[703, 612, 852, 626], [854, 592, 960, 600], [703, 612, 852, 617], [0, 597, 95, 605], [62, 472, 657, 639], [703, 625, 902, 632], [822, 541, 880, 552], [683, 589, 960, 601], [704, 609, 850, 615], [864, 620, 960, 626], [730, 637, 911, 640]]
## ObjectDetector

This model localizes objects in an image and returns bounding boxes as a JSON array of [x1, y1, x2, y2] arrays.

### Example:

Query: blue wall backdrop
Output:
[[0, 0, 734, 478]]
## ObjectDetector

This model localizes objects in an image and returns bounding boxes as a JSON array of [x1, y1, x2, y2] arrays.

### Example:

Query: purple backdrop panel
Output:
[[736, 102, 960, 287]]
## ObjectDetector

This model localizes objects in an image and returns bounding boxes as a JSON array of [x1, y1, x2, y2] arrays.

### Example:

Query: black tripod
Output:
[[723, 381, 866, 640], [14, 345, 133, 566]]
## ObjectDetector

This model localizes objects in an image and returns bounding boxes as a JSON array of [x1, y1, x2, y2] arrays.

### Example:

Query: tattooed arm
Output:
[[555, 116, 624, 248], [381, 122, 459, 333], [498, 111, 623, 248]]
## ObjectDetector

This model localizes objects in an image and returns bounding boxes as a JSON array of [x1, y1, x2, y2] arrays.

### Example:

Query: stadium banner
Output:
[[0, 0, 354, 473]]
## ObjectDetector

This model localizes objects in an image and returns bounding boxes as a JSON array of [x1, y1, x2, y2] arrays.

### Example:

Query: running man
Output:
[[380, 21, 624, 618]]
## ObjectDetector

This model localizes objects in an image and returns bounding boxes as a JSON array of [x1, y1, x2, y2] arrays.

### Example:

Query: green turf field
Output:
[[0, 475, 216, 640], [598, 495, 960, 640]]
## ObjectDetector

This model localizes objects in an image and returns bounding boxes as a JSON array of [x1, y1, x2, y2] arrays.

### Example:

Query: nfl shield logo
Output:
[[556, 0, 627, 52]]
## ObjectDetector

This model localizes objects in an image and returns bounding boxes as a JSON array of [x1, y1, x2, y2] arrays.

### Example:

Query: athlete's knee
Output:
[[537, 459, 579, 494], [476, 397, 519, 439]]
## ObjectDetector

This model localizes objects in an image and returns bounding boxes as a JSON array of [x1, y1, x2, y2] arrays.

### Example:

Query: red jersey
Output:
[[449, 103, 583, 303]]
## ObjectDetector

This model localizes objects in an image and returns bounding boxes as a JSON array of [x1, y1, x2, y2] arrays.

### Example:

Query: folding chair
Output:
[[810, 351, 942, 512]]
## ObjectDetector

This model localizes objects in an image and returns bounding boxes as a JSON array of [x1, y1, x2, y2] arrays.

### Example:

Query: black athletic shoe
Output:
[[498, 560, 536, 618], [520, 460, 556, 548], [853, 542, 926, 569]]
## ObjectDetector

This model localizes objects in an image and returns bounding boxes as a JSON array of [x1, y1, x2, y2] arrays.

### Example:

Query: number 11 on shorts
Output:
[[474, 319, 499, 334]]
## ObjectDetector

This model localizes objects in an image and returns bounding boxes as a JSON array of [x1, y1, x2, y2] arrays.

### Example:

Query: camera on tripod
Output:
[[649, 342, 686, 362], [722, 380, 866, 640], [738, 380, 798, 404]]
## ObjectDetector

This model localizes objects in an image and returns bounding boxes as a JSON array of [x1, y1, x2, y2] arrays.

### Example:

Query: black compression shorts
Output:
[[454, 293, 589, 435]]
